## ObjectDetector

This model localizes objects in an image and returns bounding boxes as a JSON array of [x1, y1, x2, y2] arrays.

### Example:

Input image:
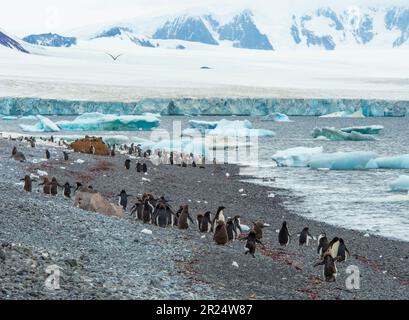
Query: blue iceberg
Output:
[[309, 152, 377, 170], [20, 115, 60, 132], [340, 125, 384, 134], [312, 127, 376, 141], [375, 154, 409, 169], [188, 120, 219, 132], [56, 113, 160, 131], [208, 119, 275, 137], [390, 176, 409, 191], [262, 113, 293, 122], [320, 109, 365, 118], [272, 146, 323, 167]]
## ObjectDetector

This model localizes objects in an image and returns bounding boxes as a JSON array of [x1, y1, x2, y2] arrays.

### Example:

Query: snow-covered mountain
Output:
[[0, 28, 30, 53], [92, 27, 156, 48], [23, 33, 77, 48]]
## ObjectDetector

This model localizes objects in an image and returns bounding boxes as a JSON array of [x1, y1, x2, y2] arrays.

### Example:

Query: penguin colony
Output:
[[11, 136, 351, 283]]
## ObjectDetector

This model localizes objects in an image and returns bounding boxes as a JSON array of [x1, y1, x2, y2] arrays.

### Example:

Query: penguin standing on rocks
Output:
[[299, 227, 314, 246], [63, 151, 69, 161], [21, 175, 33, 192], [39, 177, 51, 195], [226, 219, 237, 241], [125, 159, 131, 170], [173, 206, 183, 227], [170, 152, 174, 165], [142, 199, 154, 223], [200, 211, 213, 233], [90, 146, 96, 155], [328, 237, 341, 258], [336, 238, 350, 262], [111, 146, 116, 157], [253, 221, 269, 240], [30, 139, 36, 148], [233, 216, 243, 240], [196, 214, 204, 231], [178, 205, 194, 230], [314, 252, 340, 282], [213, 221, 228, 245], [136, 162, 142, 173], [278, 221, 291, 246], [317, 232, 329, 257], [142, 163, 148, 174], [63, 183, 74, 198], [154, 199, 174, 228], [118, 190, 132, 210], [50, 177, 61, 196], [11, 148, 26, 162], [130, 198, 144, 220], [212, 206, 226, 231], [242, 230, 263, 258], [45, 149, 51, 160], [12, 146, 17, 156]]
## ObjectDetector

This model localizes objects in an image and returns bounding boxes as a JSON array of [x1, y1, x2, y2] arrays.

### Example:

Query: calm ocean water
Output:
[[2, 115, 409, 242]]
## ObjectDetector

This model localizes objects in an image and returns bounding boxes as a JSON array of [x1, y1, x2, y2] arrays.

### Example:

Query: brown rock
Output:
[[70, 137, 109, 156]]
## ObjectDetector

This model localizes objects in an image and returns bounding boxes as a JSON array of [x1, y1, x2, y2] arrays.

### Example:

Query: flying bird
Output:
[[105, 52, 123, 61]]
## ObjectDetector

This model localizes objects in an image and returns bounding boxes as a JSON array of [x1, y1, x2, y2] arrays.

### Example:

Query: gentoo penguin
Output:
[[213, 221, 228, 245], [22, 175, 33, 192], [142, 163, 148, 173], [63, 151, 69, 161], [336, 238, 350, 262], [212, 206, 226, 231], [118, 190, 131, 210], [196, 214, 204, 231], [136, 162, 142, 173], [299, 227, 314, 246], [50, 177, 61, 196], [39, 177, 51, 194], [328, 237, 341, 259], [278, 221, 291, 246], [253, 221, 269, 240], [125, 159, 131, 170], [45, 149, 51, 160], [314, 252, 340, 282], [317, 232, 329, 257], [63, 183, 74, 198], [178, 205, 194, 230], [243, 230, 263, 258], [200, 211, 213, 233]]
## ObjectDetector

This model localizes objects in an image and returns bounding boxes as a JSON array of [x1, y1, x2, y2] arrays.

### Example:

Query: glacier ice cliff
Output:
[[0, 97, 409, 117]]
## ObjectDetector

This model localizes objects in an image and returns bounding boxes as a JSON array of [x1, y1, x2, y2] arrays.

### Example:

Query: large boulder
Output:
[[74, 191, 124, 218], [70, 137, 109, 156]]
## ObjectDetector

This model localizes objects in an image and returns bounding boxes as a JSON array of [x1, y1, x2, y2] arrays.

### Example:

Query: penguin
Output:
[[130, 198, 144, 220], [50, 177, 61, 196], [232, 216, 243, 240], [63, 151, 69, 161], [299, 227, 314, 246], [317, 232, 329, 257], [226, 218, 236, 241], [50, 136, 54, 143], [178, 205, 194, 230], [314, 252, 340, 282], [21, 175, 33, 192], [192, 161, 197, 168], [90, 146, 96, 155], [196, 214, 204, 231], [253, 221, 269, 240], [125, 159, 131, 170], [278, 221, 291, 246], [74, 182, 83, 192], [173, 206, 183, 227], [142, 163, 148, 173], [39, 177, 51, 195], [327, 237, 341, 259], [212, 206, 226, 231], [12, 146, 17, 156], [12, 151, 26, 162], [136, 162, 142, 173], [336, 238, 350, 262], [242, 230, 263, 258], [30, 139, 35, 148], [117, 190, 131, 210], [213, 221, 228, 245], [111, 147, 116, 157], [199, 211, 212, 233], [45, 149, 51, 160], [63, 183, 74, 198], [142, 199, 153, 223], [154, 200, 174, 228], [170, 152, 174, 165]]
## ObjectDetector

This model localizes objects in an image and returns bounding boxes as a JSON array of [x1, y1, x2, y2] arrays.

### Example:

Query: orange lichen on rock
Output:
[[70, 137, 109, 156]]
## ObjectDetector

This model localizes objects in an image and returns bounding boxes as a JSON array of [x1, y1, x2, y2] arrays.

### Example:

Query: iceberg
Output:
[[390, 176, 409, 191], [262, 113, 293, 122], [320, 109, 365, 118], [375, 154, 409, 169], [312, 127, 376, 141], [188, 120, 219, 132], [20, 115, 60, 132], [2, 116, 18, 120], [56, 113, 160, 131], [207, 119, 275, 137], [340, 125, 384, 134], [309, 152, 377, 170], [272, 146, 324, 167]]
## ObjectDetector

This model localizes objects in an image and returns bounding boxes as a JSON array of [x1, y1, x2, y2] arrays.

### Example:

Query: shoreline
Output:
[[0, 137, 408, 299]]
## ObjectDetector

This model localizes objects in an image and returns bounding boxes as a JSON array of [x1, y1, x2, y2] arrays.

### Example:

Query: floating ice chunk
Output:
[[207, 119, 274, 137], [309, 152, 377, 170], [312, 127, 376, 141], [272, 146, 324, 167], [188, 120, 219, 132], [141, 229, 152, 235], [262, 113, 293, 122], [56, 113, 160, 131], [320, 109, 365, 118], [390, 175, 409, 191], [341, 125, 384, 135], [20, 116, 60, 133], [20, 115, 37, 120], [2, 116, 18, 120], [375, 154, 409, 169]]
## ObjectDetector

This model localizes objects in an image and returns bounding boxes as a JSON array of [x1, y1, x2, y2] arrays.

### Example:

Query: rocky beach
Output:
[[0, 136, 408, 300]]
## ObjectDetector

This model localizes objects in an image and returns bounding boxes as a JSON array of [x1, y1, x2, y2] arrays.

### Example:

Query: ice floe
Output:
[[272, 146, 324, 167], [340, 125, 384, 134], [375, 154, 409, 169], [309, 152, 377, 170], [20, 116, 60, 133], [390, 176, 409, 191], [312, 127, 376, 141], [262, 113, 293, 122]]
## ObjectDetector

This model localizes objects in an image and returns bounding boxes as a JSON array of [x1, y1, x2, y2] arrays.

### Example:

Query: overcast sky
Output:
[[1, 0, 406, 37]]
